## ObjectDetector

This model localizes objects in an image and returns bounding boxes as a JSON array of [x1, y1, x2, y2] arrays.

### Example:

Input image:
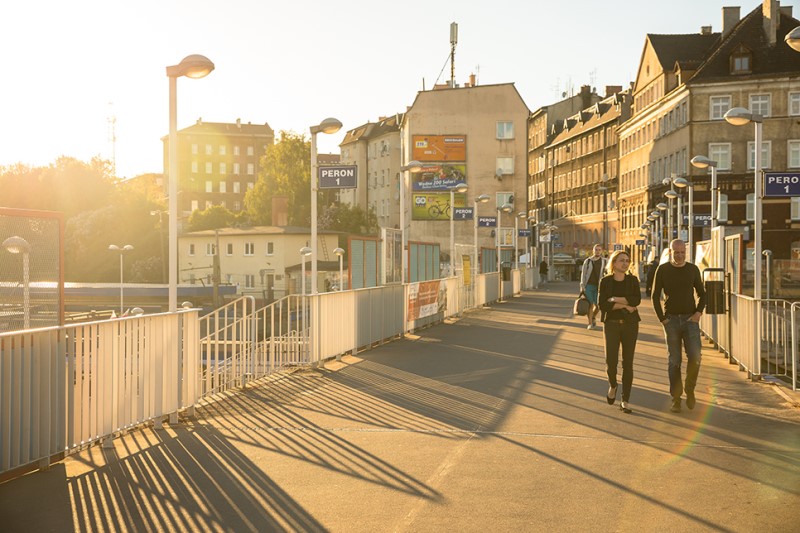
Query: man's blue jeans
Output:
[[662, 314, 702, 399]]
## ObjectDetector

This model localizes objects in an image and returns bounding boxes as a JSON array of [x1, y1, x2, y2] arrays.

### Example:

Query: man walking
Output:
[[651, 239, 706, 413], [580, 244, 607, 330]]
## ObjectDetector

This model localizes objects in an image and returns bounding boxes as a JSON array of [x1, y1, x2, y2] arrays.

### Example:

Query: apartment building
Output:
[[161, 118, 274, 218], [618, 0, 800, 275]]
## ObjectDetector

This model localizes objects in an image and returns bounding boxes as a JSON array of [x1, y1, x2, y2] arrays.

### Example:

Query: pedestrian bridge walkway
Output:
[[1, 282, 799, 532]]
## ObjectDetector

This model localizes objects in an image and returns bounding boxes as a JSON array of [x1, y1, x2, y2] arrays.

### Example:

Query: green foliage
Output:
[[245, 131, 311, 226], [187, 205, 237, 231], [319, 204, 378, 235]]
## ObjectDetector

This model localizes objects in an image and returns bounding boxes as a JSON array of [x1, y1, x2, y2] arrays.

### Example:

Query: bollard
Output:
[[704, 267, 726, 314]]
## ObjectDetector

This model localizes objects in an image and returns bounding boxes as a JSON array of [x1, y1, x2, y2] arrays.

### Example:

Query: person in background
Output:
[[651, 239, 706, 414], [580, 244, 607, 330], [645, 260, 658, 297], [539, 259, 549, 284], [598, 250, 641, 414]]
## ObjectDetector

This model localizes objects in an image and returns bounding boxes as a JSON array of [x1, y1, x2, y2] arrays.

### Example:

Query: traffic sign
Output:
[[453, 207, 473, 220], [319, 165, 358, 189], [518, 229, 531, 237], [764, 172, 800, 197]]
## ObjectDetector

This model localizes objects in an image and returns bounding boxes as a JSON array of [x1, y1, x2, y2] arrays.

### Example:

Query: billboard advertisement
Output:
[[411, 164, 467, 191], [412, 193, 467, 221], [412, 135, 466, 162]]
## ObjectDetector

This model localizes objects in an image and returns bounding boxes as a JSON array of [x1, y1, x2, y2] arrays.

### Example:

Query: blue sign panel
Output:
[[682, 214, 712, 227], [518, 229, 531, 237], [635, 239, 645, 246], [764, 172, 800, 197], [453, 207, 473, 220], [477, 216, 497, 227]]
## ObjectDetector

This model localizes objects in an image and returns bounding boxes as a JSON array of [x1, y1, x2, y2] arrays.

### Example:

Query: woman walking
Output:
[[598, 250, 641, 414]]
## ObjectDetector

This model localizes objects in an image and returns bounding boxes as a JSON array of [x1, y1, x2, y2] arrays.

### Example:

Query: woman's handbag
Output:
[[573, 291, 590, 316]]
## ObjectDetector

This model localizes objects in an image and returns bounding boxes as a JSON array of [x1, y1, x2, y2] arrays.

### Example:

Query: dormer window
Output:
[[730, 45, 752, 74]]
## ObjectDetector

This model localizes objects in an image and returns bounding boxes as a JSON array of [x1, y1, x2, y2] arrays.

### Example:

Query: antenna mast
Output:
[[107, 101, 117, 177], [450, 22, 458, 87]]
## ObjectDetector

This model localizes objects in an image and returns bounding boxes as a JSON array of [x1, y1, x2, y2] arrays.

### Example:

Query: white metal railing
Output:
[[1, 309, 198, 475], [198, 296, 256, 397]]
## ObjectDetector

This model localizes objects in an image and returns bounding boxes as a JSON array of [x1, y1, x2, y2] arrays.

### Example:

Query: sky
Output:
[[3, 0, 797, 179]]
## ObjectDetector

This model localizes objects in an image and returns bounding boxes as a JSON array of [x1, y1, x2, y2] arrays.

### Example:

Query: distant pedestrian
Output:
[[580, 244, 607, 330], [598, 250, 641, 414], [652, 239, 706, 413], [539, 260, 548, 284], [645, 260, 658, 297]]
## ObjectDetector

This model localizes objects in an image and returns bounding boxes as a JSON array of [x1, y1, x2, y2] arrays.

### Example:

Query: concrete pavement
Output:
[[2, 281, 799, 532]]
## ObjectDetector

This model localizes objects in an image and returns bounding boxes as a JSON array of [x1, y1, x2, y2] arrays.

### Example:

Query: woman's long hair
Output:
[[605, 250, 631, 276]]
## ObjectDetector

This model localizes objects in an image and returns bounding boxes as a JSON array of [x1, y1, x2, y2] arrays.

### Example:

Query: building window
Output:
[[188, 243, 195, 256], [189, 273, 196, 285], [790, 93, 800, 116], [247, 182, 254, 190], [233, 201, 241, 211], [191, 200, 199, 211], [266, 242, 274, 255], [191, 161, 198, 173], [747, 141, 771, 170], [219, 181, 227, 193], [233, 163, 240, 175], [205, 180, 213, 193], [247, 163, 254, 175], [191, 144, 198, 154], [789, 140, 800, 168], [749, 94, 771, 117], [718, 193, 728, 222], [709, 143, 731, 171], [496, 191, 514, 209], [205, 162, 212, 174], [791, 198, 800, 220], [730, 46, 752, 74], [746, 193, 755, 222], [496, 121, 514, 139], [709, 96, 731, 120], [247, 146, 254, 156], [205, 144, 213, 155], [219, 145, 226, 156], [245, 274, 255, 289], [234, 146, 240, 156], [243, 242, 254, 256], [205, 200, 212, 209], [226, 243, 233, 256], [206, 243, 216, 255], [219, 162, 227, 175], [496, 156, 514, 175]]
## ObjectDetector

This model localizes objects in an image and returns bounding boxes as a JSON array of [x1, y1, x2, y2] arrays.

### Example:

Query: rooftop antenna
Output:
[[450, 22, 458, 87], [107, 101, 117, 177]]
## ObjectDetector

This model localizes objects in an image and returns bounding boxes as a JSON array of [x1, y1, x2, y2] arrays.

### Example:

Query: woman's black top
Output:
[[598, 273, 642, 323]]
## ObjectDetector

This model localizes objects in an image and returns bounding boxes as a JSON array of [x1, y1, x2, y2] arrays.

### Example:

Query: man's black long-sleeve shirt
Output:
[[651, 262, 706, 322]]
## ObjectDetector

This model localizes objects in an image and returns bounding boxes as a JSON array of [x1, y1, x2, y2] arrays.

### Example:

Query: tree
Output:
[[245, 131, 310, 226], [319, 204, 378, 235], [187, 205, 237, 231]]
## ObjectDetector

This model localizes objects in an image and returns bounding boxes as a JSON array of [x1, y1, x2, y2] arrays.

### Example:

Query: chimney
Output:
[[780, 6, 793, 19], [236, 118, 241, 129], [580, 85, 593, 108], [469, 73, 476, 87], [271, 196, 288, 226], [196, 117, 203, 125], [605, 85, 623, 97], [722, 6, 740, 38], [700, 25, 713, 35], [763, 0, 779, 46]]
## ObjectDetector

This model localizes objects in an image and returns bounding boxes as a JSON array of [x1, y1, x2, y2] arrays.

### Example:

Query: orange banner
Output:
[[412, 135, 466, 162]]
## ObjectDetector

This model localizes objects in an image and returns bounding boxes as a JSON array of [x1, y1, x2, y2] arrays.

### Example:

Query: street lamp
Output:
[[650, 210, 662, 255], [299, 246, 312, 295], [599, 174, 610, 249], [785, 26, 800, 52], [763, 249, 773, 299], [109, 244, 134, 316], [167, 54, 214, 312], [665, 189, 679, 242], [724, 106, 763, 302], [333, 247, 345, 291], [515, 212, 526, 270], [449, 181, 468, 276], [3, 236, 31, 329], [691, 155, 719, 228], [473, 194, 490, 281], [399, 160, 423, 284], [497, 203, 513, 301], [310, 117, 343, 294], [674, 177, 694, 262]]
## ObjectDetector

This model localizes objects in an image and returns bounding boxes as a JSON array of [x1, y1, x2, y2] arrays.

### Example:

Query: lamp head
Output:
[[300, 246, 312, 257], [498, 203, 513, 214], [2, 236, 30, 254], [166, 54, 215, 79], [724, 107, 761, 125], [517, 212, 527, 219], [474, 194, 490, 204], [673, 177, 689, 188], [451, 181, 468, 193], [311, 117, 343, 135], [664, 190, 678, 199], [786, 26, 800, 52], [333, 247, 345, 257], [402, 160, 423, 173], [690, 155, 716, 169], [656, 202, 668, 211]]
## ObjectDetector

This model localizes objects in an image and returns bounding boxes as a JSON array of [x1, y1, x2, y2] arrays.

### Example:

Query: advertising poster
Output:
[[407, 280, 447, 321], [412, 164, 467, 191], [462, 255, 472, 286], [412, 135, 467, 162], [412, 192, 468, 221]]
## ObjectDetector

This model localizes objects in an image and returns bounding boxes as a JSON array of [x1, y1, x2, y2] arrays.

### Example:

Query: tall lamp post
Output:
[[665, 189, 679, 242], [333, 247, 345, 291], [310, 118, 343, 294], [449, 181, 468, 276], [599, 174, 609, 250], [299, 246, 312, 295], [515, 212, 527, 270], [167, 54, 214, 312], [399, 160, 423, 284], [3, 236, 31, 329], [690, 155, 719, 227], [674, 178, 694, 262], [473, 194, 490, 281], [656, 203, 668, 243], [497, 203, 512, 301], [650, 211, 662, 256], [109, 244, 134, 315]]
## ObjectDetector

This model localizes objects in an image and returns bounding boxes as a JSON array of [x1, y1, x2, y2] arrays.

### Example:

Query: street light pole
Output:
[[599, 174, 609, 250], [109, 244, 134, 316], [399, 160, 423, 284], [473, 194, 490, 283], [166, 54, 214, 312], [449, 181, 468, 276], [674, 178, 694, 262], [3, 236, 31, 329], [333, 247, 345, 291], [309, 118, 343, 294], [691, 156, 719, 228], [497, 203, 512, 301], [299, 246, 312, 295]]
